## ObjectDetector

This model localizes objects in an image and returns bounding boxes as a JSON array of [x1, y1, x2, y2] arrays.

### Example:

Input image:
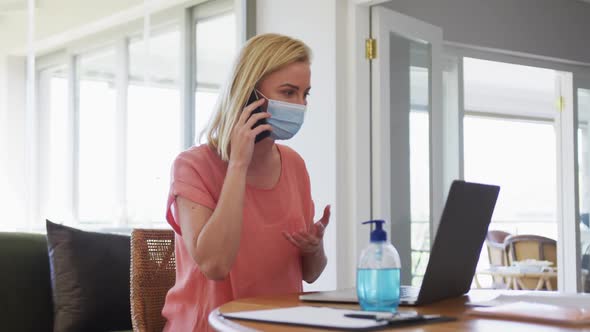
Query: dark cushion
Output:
[[46, 220, 132, 332], [0, 232, 54, 332]]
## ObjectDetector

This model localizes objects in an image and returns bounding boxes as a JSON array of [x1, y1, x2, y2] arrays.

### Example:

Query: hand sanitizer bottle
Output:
[[357, 220, 401, 312]]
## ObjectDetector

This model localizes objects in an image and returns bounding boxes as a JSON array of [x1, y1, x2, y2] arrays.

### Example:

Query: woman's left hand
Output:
[[283, 205, 331, 256]]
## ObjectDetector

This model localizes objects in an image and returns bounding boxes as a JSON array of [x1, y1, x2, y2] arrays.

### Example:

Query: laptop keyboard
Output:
[[400, 286, 419, 299]]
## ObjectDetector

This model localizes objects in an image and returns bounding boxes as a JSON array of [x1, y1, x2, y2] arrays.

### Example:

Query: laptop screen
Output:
[[415, 180, 499, 305]]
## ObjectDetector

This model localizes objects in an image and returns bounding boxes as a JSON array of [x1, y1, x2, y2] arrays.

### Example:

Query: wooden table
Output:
[[209, 289, 590, 331]]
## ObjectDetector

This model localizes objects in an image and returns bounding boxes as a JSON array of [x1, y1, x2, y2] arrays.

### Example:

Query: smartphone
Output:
[[247, 90, 271, 143]]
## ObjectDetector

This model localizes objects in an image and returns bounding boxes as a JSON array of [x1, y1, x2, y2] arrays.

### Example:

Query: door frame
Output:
[[574, 72, 590, 291], [334, 0, 376, 288], [556, 70, 580, 293]]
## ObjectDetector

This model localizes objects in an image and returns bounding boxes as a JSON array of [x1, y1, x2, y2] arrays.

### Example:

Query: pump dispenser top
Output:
[[362, 220, 387, 242]]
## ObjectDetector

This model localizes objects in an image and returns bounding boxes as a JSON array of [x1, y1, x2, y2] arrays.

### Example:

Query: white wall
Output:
[[383, 0, 590, 64], [0, 56, 27, 230], [257, 0, 338, 291], [0, 54, 6, 155], [0, 54, 7, 222]]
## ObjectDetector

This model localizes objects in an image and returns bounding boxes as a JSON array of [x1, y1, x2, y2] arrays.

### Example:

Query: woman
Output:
[[162, 33, 331, 331]]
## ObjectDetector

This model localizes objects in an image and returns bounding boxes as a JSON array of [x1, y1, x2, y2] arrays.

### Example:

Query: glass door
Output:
[[370, 6, 445, 286]]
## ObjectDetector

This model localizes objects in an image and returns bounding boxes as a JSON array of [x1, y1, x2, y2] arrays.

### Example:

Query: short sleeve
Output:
[[166, 152, 217, 235]]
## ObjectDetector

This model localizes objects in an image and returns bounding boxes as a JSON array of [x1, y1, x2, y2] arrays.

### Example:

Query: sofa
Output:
[[0, 229, 133, 332], [0, 232, 54, 332]]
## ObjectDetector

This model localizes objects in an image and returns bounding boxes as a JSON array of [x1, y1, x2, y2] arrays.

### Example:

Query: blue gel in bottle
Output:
[[357, 220, 401, 312]]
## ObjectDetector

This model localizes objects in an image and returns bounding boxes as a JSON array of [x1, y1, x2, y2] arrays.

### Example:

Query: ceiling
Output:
[[0, 0, 42, 14], [2, 0, 589, 16]]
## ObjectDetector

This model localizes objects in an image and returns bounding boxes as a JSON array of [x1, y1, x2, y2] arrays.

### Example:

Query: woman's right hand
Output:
[[229, 98, 272, 168]]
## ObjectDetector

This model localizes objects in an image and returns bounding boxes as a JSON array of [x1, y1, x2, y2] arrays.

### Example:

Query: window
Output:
[[464, 58, 556, 119], [409, 66, 430, 286], [40, 66, 71, 225], [77, 48, 118, 223], [463, 58, 559, 237], [194, 11, 237, 143], [127, 26, 182, 225], [464, 116, 557, 231], [462, 58, 560, 288], [30, 1, 241, 231]]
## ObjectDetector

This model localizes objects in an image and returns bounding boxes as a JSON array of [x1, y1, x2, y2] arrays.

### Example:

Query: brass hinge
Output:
[[557, 96, 565, 112], [365, 38, 377, 60]]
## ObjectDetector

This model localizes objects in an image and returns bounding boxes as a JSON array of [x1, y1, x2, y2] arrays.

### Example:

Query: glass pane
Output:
[[195, 90, 218, 142], [127, 27, 182, 225], [410, 110, 430, 286], [409, 43, 431, 287], [464, 59, 561, 289], [77, 48, 117, 223], [129, 26, 180, 83], [44, 67, 71, 223], [578, 88, 590, 293], [464, 117, 557, 224], [464, 116, 558, 288], [386, 33, 431, 286], [464, 58, 556, 118], [194, 12, 237, 143]]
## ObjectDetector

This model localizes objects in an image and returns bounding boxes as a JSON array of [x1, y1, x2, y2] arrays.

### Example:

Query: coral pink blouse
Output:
[[162, 144, 314, 331]]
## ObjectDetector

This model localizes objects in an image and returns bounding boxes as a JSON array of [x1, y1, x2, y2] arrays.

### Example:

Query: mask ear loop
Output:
[[255, 89, 270, 101]]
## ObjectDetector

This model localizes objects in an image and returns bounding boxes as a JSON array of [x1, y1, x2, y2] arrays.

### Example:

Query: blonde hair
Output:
[[201, 33, 311, 161]]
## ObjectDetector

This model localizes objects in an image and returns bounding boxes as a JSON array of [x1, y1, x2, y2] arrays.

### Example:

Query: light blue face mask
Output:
[[256, 90, 306, 140]]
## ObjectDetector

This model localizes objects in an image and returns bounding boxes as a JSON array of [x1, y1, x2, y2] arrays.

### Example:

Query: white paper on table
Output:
[[466, 292, 590, 309], [223, 306, 392, 329]]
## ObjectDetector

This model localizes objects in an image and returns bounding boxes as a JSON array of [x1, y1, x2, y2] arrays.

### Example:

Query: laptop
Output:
[[300, 180, 500, 306]]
